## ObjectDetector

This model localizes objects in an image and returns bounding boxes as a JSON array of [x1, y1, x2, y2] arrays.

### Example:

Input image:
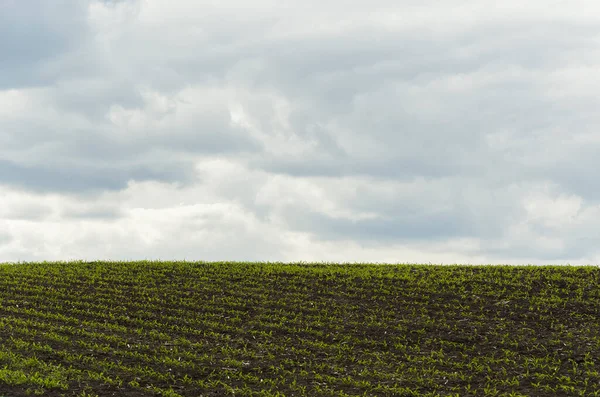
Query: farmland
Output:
[[0, 260, 599, 397]]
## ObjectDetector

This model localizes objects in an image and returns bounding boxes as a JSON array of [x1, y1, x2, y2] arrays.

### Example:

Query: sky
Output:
[[1, 0, 599, 265]]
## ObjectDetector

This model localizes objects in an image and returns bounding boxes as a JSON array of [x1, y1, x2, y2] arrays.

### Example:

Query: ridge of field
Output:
[[0, 260, 599, 397]]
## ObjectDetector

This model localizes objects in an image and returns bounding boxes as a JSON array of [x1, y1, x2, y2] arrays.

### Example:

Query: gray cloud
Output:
[[0, 157, 194, 195], [1, 0, 599, 264], [268, 177, 527, 248], [0, 1, 89, 89], [284, 208, 474, 243], [526, 144, 600, 201], [229, 19, 599, 188]]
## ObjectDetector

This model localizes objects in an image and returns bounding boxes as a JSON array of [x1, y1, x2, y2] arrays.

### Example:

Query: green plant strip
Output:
[[0, 260, 599, 396]]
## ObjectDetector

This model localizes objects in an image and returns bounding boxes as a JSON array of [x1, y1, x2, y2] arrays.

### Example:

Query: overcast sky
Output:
[[1, 0, 599, 265]]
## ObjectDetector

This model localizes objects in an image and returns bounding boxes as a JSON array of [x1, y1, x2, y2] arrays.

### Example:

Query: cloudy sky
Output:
[[1, 0, 599, 265]]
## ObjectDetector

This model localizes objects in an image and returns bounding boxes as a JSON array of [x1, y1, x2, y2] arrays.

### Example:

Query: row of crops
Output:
[[0, 260, 599, 396]]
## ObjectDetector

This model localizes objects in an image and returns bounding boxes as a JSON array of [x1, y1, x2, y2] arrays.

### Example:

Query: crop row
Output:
[[0, 260, 599, 396]]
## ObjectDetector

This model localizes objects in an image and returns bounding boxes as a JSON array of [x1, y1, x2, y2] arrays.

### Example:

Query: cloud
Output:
[[59, 203, 126, 221], [1, 0, 599, 264], [0, 84, 261, 195], [0, 1, 90, 89], [0, 157, 195, 195], [0, 231, 12, 248]]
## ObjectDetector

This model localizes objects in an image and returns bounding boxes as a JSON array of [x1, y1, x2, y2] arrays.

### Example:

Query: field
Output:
[[0, 260, 599, 397]]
